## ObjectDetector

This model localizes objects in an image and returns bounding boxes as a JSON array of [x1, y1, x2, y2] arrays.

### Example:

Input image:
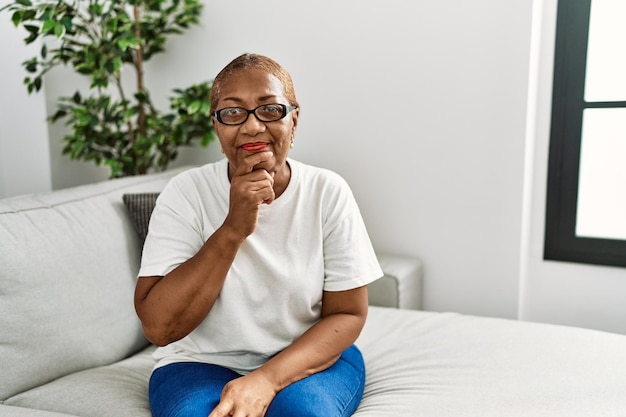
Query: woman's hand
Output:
[[224, 151, 275, 239], [208, 371, 277, 417]]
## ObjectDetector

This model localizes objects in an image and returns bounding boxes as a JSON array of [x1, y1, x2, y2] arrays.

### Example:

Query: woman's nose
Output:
[[240, 112, 266, 134]]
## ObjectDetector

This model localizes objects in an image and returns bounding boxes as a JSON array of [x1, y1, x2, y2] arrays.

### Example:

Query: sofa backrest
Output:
[[0, 167, 188, 400]]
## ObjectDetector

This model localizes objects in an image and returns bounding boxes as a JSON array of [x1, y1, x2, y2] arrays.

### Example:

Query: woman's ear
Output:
[[291, 107, 300, 132]]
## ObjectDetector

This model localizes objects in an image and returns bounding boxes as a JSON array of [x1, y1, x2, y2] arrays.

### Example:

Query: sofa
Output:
[[2, 165, 626, 417]]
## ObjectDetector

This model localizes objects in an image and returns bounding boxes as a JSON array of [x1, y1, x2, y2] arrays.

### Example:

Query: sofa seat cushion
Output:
[[5, 346, 155, 417], [0, 405, 79, 417]]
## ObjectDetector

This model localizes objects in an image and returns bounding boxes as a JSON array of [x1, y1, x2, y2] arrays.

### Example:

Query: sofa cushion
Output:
[[0, 405, 79, 417], [0, 168, 187, 400], [5, 346, 155, 417], [122, 192, 160, 246]]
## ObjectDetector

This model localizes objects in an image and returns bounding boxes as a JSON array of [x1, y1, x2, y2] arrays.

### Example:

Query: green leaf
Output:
[[16, 0, 33, 6], [60, 17, 72, 31], [71, 140, 84, 157], [41, 20, 56, 33], [41, 43, 47, 59], [23, 59, 38, 73], [90, 78, 108, 89], [50, 109, 68, 122], [112, 57, 122, 73], [39, 10, 52, 22], [24, 24, 39, 34], [88, 3, 103, 16], [54, 22, 66, 39], [77, 115, 92, 126], [187, 100, 201, 114], [75, 63, 93, 75], [24, 32, 39, 44], [117, 37, 140, 51], [11, 10, 23, 27], [201, 132, 214, 147]]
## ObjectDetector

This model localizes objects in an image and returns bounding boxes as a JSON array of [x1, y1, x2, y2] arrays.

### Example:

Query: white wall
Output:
[[3, 0, 624, 333], [519, 0, 626, 334], [0, 4, 51, 198]]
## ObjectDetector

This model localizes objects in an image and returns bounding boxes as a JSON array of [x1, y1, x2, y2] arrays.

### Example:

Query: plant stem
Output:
[[114, 71, 135, 151], [134, 4, 146, 139], [133, 3, 148, 175]]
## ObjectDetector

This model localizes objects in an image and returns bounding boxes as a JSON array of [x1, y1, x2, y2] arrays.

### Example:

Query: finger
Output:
[[249, 172, 275, 204], [207, 401, 232, 417], [245, 168, 275, 185], [239, 169, 275, 204], [262, 190, 275, 205], [233, 151, 273, 177], [244, 181, 273, 205]]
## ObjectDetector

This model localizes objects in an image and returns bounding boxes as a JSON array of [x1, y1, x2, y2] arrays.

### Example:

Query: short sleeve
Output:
[[137, 178, 205, 278], [321, 177, 383, 291]]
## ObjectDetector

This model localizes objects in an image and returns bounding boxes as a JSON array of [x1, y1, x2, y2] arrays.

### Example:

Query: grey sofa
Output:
[[2, 166, 626, 417]]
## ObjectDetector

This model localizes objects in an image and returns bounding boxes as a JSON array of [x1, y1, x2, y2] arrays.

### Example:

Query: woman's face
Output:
[[212, 69, 299, 180]]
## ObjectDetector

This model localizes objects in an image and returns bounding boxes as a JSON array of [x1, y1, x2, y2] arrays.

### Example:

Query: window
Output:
[[544, 0, 626, 267]]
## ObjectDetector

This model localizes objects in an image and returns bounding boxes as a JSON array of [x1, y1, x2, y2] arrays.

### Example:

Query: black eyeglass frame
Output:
[[212, 103, 298, 126]]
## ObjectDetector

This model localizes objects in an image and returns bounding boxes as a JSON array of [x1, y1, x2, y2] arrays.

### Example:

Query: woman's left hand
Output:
[[208, 371, 277, 417]]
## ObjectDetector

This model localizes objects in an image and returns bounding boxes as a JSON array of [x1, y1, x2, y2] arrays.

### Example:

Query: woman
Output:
[[134, 53, 383, 417]]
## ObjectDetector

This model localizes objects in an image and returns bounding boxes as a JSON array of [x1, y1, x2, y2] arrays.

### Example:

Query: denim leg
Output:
[[148, 362, 241, 417], [148, 345, 365, 417], [266, 345, 366, 417]]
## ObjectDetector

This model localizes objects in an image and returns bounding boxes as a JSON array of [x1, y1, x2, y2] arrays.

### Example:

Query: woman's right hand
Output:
[[224, 151, 275, 239], [208, 371, 277, 417]]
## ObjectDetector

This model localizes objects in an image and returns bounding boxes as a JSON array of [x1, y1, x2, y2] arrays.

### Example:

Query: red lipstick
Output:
[[241, 142, 268, 152]]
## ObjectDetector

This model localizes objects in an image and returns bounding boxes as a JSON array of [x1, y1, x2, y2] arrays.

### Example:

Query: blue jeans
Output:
[[148, 345, 365, 417]]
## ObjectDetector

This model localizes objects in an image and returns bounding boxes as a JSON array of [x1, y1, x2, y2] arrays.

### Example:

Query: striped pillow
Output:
[[122, 193, 159, 247]]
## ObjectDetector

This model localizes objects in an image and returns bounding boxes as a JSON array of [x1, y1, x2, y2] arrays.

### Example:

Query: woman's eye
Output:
[[263, 105, 280, 114], [225, 108, 243, 115]]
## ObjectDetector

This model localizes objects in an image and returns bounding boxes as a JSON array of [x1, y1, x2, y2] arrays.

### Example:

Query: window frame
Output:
[[544, 0, 626, 267]]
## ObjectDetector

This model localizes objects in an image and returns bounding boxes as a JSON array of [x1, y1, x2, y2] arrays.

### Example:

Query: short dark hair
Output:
[[210, 53, 299, 111]]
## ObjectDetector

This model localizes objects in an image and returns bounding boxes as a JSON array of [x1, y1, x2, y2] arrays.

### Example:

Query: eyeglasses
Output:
[[213, 103, 297, 126]]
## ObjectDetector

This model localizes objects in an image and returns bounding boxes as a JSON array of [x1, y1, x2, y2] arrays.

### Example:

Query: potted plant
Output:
[[2, 0, 215, 178]]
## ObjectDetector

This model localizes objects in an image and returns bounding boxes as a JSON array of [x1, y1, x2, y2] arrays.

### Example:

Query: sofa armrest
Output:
[[367, 253, 423, 310]]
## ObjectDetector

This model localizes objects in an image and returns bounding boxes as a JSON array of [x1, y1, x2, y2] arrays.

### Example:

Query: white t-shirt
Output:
[[139, 158, 383, 374]]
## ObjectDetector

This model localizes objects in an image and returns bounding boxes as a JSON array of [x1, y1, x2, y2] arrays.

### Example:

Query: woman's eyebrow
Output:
[[257, 95, 280, 101], [220, 96, 245, 105], [222, 95, 281, 103]]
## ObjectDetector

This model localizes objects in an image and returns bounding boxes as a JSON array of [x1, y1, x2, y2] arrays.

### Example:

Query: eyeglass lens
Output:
[[217, 104, 290, 125]]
